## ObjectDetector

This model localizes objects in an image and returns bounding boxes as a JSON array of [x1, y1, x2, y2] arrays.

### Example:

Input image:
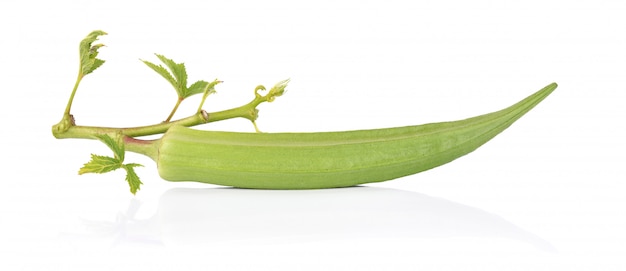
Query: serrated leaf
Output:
[[155, 54, 188, 97], [123, 164, 143, 195], [142, 59, 178, 90], [79, 30, 107, 75], [95, 134, 125, 161], [187, 80, 210, 97], [79, 154, 121, 174], [87, 58, 105, 75]]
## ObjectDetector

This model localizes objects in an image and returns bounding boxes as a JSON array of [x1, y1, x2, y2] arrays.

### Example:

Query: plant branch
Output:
[[52, 92, 273, 140]]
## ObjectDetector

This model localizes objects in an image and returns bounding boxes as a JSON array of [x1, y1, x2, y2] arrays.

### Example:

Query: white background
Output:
[[1, 0, 624, 270]]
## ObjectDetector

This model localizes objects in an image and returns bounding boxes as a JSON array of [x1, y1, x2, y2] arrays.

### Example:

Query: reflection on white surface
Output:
[[67, 187, 554, 251]]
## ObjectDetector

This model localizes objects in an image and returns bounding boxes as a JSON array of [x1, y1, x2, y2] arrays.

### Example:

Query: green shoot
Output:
[[142, 54, 218, 122], [54, 30, 108, 134], [197, 79, 222, 113]]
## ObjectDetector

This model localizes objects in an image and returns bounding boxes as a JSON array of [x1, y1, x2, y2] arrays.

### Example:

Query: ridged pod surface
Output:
[[155, 83, 557, 189]]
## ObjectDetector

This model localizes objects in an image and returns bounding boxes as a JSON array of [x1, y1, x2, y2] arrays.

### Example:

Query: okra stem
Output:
[[124, 136, 160, 161], [52, 94, 266, 140], [52, 111, 208, 139]]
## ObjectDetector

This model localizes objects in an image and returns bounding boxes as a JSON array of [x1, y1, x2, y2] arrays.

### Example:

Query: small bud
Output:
[[266, 79, 290, 102]]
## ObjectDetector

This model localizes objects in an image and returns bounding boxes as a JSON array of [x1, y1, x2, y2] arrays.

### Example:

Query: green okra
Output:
[[133, 82, 557, 189], [52, 30, 558, 194]]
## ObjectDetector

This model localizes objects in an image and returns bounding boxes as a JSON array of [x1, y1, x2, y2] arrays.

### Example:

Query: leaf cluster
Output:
[[79, 134, 143, 195]]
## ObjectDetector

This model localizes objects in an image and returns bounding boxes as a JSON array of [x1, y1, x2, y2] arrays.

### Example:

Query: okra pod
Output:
[[54, 31, 559, 194], [134, 83, 557, 189]]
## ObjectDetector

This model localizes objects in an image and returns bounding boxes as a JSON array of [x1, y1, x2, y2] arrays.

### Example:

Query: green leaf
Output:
[[187, 80, 210, 97], [155, 54, 188, 97], [79, 30, 107, 75], [95, 134, 125, 161], [80, 134, 145, 195], [123, 164, 143, 195], [79, 154, 121, 174], [142, 54, 204, 99], [142, 54, 217, 121], [88, 59, 105, 75], [141, 59, 178, 90]]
